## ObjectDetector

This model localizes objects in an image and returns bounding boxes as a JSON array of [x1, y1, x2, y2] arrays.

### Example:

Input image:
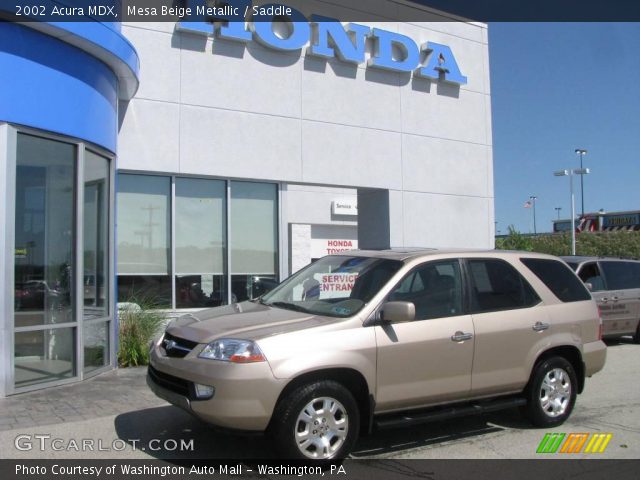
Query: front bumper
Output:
[[147, 343, 286, 431]]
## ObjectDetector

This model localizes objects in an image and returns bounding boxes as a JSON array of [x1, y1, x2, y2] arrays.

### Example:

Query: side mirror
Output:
[[380, 301, 415, 323], [585, 282, 593, 292]]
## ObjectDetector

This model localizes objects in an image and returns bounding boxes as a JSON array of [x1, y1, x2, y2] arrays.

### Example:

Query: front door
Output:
[[375, 259, 474, 411]]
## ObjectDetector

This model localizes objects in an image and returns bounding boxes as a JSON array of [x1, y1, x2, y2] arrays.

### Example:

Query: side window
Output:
[[631, 263, 640, 288], [600, 261, 639, 290], [577, 262, 606, 292], [468, 259, 540, 313], [388, 260, 463, 320], [521, 258, 592, 301]]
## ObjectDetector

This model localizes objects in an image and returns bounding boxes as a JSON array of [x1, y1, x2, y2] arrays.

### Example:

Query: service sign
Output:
[[332, 199, 358, 216], [313, 272, 359, 299], [178, 0, 467, 85]]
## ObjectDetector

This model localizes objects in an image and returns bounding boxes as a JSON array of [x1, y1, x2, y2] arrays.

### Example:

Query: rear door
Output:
[[466, 258, 547, 397], [375, 259, 474, 411], [599, 261, 640, 336]]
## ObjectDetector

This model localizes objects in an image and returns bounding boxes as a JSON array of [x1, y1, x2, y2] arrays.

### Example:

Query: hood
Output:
[[165, 301, 345, 344]]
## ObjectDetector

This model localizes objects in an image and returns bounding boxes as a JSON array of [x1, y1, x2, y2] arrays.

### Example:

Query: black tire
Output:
[[633, 322, 640, 344], [269, 380, 359, 461], [524, 356, 577, 427]]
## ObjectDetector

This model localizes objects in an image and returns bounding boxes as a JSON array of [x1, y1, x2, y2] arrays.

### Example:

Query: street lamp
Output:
[[554, 167, 590, 255], [575, 148, 588, 217], [555, 207, 562, 220], [529, 196, 538, 235]]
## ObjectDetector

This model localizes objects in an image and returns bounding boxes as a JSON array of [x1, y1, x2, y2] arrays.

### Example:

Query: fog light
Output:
[[194, 383, 215, 399]]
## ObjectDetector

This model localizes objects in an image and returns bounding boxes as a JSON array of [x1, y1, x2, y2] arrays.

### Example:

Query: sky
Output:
[[489, 23, 640, 235]]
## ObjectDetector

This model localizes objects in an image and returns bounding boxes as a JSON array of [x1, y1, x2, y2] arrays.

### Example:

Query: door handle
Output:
[[611, 296, 619, 302], [601, 297, 609, 304], [451, 331, 473, 342], [532, 321, 550, 332]]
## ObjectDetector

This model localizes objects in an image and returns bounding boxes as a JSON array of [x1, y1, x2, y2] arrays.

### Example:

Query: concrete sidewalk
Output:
[[0, 367, 164, 431]]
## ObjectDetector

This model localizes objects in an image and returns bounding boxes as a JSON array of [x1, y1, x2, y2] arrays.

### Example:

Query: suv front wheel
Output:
[[269, 380, 359, 461], [525, 356, 577, 427]]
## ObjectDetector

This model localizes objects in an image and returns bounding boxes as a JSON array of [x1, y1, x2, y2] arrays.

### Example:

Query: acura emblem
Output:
[[165, 339, 177, 351]]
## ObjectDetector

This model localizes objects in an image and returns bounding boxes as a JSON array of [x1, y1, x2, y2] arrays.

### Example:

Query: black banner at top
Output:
[[1, 0, 640, 23]]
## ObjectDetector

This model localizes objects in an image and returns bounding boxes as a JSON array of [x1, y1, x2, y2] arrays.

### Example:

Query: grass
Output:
[[117, 293, 167, 367]]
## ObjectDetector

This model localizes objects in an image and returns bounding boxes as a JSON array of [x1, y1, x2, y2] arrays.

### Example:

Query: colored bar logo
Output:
[[537, 433, 612, 454]]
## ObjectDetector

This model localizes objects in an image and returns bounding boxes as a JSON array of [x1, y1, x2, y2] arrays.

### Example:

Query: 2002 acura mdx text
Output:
[[147, 249, 607, 461]]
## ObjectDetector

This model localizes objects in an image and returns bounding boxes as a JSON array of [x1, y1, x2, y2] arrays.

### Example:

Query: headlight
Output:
[[198, 339, 266, 363]]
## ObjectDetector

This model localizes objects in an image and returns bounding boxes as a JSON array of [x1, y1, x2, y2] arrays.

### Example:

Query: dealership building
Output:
[[0, 2, 494, 395]]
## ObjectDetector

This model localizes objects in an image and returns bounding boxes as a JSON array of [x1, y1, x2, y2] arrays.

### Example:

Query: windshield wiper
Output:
[[267, 301, 309, 313]]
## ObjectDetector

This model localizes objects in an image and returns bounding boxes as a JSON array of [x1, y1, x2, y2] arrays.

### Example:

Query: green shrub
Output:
[[496, 227, 640, 258], [117, 294, 167, 367], [495, 226, 534, 251]]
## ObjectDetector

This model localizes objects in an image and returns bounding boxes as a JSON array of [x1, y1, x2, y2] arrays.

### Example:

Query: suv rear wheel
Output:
[[525, 356, 577, 427], [269, 380, 359, 461]]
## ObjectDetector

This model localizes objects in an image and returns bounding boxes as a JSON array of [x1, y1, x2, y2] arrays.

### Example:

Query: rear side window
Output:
[[600, 261, 640, 290], [521, 258, 591, 302], [576, 262, 606, 292], [467, 259, 540, 313]]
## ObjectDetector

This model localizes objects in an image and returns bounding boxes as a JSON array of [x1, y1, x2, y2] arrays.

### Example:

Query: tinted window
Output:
[[521, 258, 592, 302], [600, 261, 640, 290], [388, 260, 463, 320], [468, 259, 540, 313], [576, 262, 606, 292]]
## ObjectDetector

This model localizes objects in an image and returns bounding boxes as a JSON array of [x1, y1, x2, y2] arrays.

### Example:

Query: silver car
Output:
[[563, 256, 640, 342]]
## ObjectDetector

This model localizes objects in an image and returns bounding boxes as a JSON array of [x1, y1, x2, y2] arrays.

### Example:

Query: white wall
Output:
[[119, 3, 494, 249]]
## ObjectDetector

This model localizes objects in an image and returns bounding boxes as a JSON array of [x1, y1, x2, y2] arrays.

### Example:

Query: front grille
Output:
[[162, 332, 199, 358], [148, 365, 191, 398]]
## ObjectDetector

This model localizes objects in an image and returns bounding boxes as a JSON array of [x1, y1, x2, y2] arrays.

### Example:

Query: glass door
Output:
[[14, 133, 77, 388], [13, 131, 113, 391]]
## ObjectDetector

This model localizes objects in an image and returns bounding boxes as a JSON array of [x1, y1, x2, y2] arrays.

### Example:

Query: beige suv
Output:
[[147, 250, 606, 461]]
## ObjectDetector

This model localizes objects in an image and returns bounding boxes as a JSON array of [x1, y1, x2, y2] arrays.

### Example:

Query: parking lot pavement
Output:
[[0, 340, 638, 460]]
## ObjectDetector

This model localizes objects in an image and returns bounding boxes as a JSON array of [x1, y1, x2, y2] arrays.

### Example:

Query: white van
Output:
[[563, 256, 640, 342]]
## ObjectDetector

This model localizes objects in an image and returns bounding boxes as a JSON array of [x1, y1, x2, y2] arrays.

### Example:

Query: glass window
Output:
[[521, 258, 592, 301], [388, 260, 463, 320], [116, 275, 172, 308], [14, 328, 76, 388], [600, 261, 640, 290], [117, 174, 171, 306], [175, 178, 227, 308], [230, 181, 278, 301], [468, 259, 540, 313], [261, 255, 403, 318], [576, 262, 606, 292], [83, 151, 110, 319], [14, 134, 76, 328], [84, 321, 110, 374]]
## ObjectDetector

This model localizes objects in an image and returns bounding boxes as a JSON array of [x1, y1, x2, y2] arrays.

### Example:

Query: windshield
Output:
[[261, 255, 403, 318]]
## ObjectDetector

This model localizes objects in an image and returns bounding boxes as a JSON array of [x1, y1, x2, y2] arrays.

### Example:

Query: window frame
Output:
[[116, 173, 281, 308], [385, 258, 468, 322], [462, 257, 541, 314], [4, 124, 116, 396]]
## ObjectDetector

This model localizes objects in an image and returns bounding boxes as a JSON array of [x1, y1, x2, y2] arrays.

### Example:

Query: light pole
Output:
[[529, 196, 538, 235], [575, 148, 588, 217], [555, 207, 562, 220], [554, 168, 590, 255]]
